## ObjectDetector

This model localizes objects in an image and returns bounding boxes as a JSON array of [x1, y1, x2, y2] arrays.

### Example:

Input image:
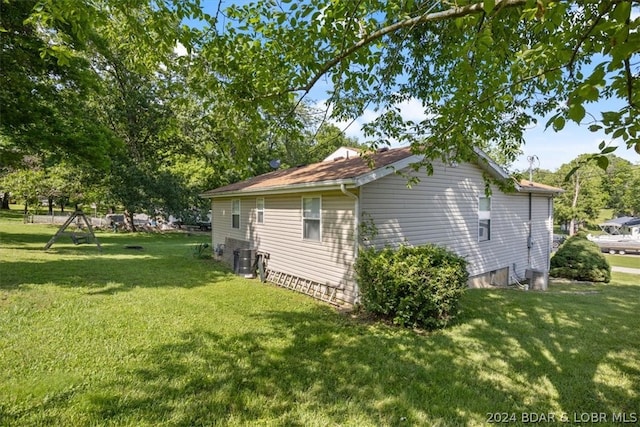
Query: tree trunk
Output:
[[569, 174, 581, 236], [1, 192, 9, 209], [124, 209, 136, 232], [48, 196, 54, 215]]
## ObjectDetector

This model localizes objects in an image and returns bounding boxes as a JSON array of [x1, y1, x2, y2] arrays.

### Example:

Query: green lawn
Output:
[[1, 217, 639, 426], [606, 254, 640, 269]]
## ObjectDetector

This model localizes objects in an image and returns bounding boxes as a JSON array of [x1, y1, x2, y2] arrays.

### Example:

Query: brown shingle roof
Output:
[[201, 147, 414, 197], [518, 179, 564, 194], [200, 146, 564, 197]]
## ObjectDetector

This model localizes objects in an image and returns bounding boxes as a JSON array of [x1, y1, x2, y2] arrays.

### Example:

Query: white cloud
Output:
[[316, 96, 428, 145], [395, 98, 428, 122], [174, 42, 188, 57]]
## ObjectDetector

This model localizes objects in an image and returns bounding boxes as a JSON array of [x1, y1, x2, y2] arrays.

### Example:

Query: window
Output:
[[256, 198, 264, 224], [231, 199, 240, 229], [302, 197, 321, 241], [478, 196, 491, 241]]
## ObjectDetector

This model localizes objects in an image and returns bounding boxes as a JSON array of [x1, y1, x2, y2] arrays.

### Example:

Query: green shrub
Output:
[[355, 244, 469, 330], [192, 242, 211, 259], [550, 233, 610, 283]]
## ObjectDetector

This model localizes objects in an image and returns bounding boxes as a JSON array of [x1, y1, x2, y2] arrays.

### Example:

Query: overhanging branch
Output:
[[291, 0, 528, 94]]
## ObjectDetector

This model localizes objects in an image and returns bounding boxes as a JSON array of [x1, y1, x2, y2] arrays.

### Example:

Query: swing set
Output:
[[44, 210, 102, 252]]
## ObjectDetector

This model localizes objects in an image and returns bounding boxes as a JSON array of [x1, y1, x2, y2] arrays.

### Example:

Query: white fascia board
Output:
[[514, 184, 564, 195], [202, 179, 357, 199], [353, 154, 424, 187], [472, 147, 511, 180]]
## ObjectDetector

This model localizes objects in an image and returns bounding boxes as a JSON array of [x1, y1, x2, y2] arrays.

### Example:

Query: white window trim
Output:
[[256, 197, 265, 224], [231, 199, 240, 229], [301, 196, 322, 241], [478, 196, 491, 242]]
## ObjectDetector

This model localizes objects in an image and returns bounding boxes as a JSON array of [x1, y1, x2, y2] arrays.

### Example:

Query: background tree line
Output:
[[0, 0, 360, 228], [530, 154, 640, 234]]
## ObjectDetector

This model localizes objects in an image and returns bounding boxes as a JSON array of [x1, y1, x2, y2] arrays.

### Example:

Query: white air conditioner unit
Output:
[[525, 269, 548, 291]]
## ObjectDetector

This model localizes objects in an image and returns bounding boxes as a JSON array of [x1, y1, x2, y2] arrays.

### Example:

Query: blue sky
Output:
[[515, 114, 639, 171]]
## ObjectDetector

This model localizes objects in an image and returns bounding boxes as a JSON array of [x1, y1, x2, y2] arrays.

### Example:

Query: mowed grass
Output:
[[606, 254, 640, 269], [1, 216, 639, 426]]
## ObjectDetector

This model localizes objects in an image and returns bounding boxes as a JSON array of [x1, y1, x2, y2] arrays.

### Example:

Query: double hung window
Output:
[[478, 196, 491, 241], [302, 197, 321, 241], [232, 199, 240, 229], [256, 198, 264, 224]]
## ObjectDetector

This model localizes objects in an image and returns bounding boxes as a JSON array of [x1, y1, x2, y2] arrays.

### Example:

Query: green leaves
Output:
[[610, 1, 631, 24], [567, 102, 585, 124], [546, 114, 566, 132], [483, 0, 496, 14], [550, 234, 611, 283], [596, 155, 610, 171]]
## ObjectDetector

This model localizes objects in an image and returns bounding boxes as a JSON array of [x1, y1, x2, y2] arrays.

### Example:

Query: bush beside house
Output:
[[550, 233, 611, 283], [355, 244, 469, 330]]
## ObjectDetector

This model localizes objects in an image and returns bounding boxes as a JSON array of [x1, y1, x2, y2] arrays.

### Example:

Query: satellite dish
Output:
[[269, 159, 281, 169]]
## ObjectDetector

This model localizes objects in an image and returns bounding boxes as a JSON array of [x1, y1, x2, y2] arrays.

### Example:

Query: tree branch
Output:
[[567, 1, 616, 76], [291, 0, 528, 93], [624, 58, 636, 108]]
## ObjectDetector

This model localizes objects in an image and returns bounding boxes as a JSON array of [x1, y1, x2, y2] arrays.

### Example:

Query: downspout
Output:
[[211, 199, 216, 255], [548, 196, 553, 272], [341, 184, 360, 303], [527, 192, 532, 267]]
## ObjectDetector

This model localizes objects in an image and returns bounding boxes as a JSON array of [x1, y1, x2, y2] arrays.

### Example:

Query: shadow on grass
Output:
[[1, 228, 229, 292], [1, 230, 58, 247], [78, 288, 639, 426]]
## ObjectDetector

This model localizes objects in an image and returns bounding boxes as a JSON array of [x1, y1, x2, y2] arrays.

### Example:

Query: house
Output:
[[322, 146, 361, 162], [201, 146, 563, 306]]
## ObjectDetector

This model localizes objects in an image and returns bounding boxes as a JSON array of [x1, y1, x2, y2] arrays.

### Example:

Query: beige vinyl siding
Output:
[[360, 161, 552, 280], [212, 191, 358, 303], [529, 195, 553, 272], [212, 199, 251, 246]]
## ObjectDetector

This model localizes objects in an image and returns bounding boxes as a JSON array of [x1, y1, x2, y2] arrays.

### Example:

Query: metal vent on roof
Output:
[[269, 159, 281, 169]]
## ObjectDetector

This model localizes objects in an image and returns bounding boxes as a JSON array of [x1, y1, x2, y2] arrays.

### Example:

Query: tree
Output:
[[601, 155, 636, 215], [94, 49, 188, 229], [41, 161, 92, 214], [622, 166, 640, 215], [198, 0, 638, 167], [265, 102, 366, 168], [0, 167, 45, 214], [308, 123, 365, 163], [534, 155, 607, 234], [0, 0, 116, 168]]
